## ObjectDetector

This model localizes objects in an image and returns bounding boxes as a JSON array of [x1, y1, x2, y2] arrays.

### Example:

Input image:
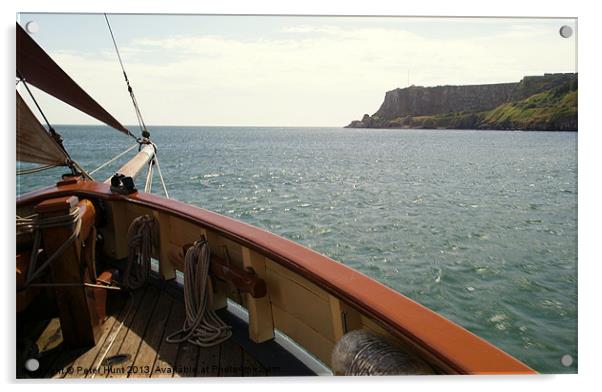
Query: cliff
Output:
[[346, 73, 577, 131]]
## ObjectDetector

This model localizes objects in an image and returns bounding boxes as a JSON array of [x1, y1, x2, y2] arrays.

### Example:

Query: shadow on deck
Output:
[[17, 281, 314, 379]]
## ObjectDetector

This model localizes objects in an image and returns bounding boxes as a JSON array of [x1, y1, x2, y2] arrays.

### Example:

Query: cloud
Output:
[[29, 22, 576, 127]]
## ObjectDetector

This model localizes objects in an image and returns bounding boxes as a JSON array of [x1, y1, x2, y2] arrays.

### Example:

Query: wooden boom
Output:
[[104, 143, 155, 183]]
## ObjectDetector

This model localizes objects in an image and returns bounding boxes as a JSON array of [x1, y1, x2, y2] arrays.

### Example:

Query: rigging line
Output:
[[17, 75, 87, 177], [88, 143, 139, 176], [17, 163, 60, 176], [144, 159, 154, 193], [144, 161, 155, 193], [131, 91, 148, 131], [72, 160, 94, 181], [153, 153, 170, 199], [104, 13, 148, 134], [18, 73, 55, 134], [103, 13, 127, 82]]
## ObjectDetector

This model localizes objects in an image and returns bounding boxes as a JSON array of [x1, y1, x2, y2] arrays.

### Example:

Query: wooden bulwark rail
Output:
[[17, 178, 537, 375]]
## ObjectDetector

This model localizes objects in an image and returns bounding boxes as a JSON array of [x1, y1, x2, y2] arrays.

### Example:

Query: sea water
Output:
[[17, 126, 577, 373]]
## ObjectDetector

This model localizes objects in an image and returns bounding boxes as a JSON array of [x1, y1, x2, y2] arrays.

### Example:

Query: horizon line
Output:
[[52, 124, 348, 128]]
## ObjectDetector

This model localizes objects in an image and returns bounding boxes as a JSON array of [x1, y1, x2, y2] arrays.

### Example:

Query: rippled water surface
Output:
[[17, 126, 577, 373]]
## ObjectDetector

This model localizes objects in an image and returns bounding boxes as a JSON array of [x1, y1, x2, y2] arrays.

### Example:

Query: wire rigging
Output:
[[104, 14, 148, 136], [18, 73, 55, 135], [144, 160, 154, 193], [89, 143, 139, 176], [153, 152, 170, 199]]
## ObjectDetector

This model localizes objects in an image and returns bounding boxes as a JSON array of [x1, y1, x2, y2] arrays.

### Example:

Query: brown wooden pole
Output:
[[104, 143, 155, 183], [33, 196, 101, 348]]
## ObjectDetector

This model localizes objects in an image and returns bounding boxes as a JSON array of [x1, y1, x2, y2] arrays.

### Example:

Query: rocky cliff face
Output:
[[347, 73, 577, 131], [373, 83, 517, 119]]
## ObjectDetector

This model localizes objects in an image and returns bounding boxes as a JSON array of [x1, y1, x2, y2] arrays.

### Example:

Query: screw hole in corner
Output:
[[559, 25, 573, 39]]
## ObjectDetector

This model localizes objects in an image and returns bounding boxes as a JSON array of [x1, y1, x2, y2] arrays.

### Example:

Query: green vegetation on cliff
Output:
[[479, 83, 577, 130], [347, 74, 577, 131]]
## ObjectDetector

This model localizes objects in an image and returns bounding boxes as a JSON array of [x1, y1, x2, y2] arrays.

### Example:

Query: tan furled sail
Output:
[[16, 92, 69, 166], [16, 23, 133, 137]]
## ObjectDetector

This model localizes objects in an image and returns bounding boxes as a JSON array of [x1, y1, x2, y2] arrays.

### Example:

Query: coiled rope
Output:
[[331, 330, 433, 375], [165, 238, 232, 347], [124, 215, 159, 290]]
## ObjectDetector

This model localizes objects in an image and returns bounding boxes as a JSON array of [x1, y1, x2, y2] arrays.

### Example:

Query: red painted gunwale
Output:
[[17, 179, 536, 375]]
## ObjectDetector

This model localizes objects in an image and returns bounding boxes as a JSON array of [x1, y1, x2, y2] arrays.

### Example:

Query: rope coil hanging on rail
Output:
[[124, 215, 159, 290], [166, 237, 232, 347]]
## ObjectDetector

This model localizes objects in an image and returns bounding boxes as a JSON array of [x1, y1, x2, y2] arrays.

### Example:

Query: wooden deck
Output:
[[17, 283, 299, 378]]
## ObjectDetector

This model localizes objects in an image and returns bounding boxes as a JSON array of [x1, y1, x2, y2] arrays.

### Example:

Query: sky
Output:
[[17, 14, 577, 127]]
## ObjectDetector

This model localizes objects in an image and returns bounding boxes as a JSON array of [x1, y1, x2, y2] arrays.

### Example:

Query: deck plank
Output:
[[85, 290, 146, 378], [19, 281, 314, 379], [36, 318, 63, 353], [64, 300, 129, 379], [173, 327, 200, 378], [196, 344, 221, 377], [219, 339, 243, 377], [243, 351, 267, 377], [32, 318, 80, 379], [173, 342, 199, 377], [48, 348, 86, 378], [94, 288, 148, 377], [150, 297, 185, 378], [107, 286, 161, 378], [128, 290, 173, 378], [32, 318, 63, 377]]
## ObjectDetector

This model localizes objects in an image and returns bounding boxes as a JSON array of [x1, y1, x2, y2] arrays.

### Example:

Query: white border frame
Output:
[[3, 1, 600, 391]]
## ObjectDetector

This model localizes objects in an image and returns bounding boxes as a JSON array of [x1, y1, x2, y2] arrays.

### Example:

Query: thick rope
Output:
[[20, 208, 82, 287], [165, 238, 232, 347], [124, 215, 159, 290], [17, 210, 122, 294]]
